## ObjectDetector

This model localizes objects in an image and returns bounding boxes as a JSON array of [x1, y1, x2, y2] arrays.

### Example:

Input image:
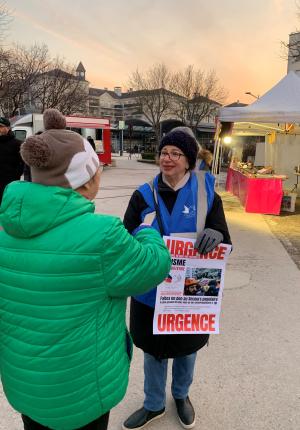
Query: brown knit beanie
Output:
[[21, 109, 99, 189]]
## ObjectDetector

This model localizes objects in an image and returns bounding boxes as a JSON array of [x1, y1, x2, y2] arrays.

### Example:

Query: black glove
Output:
[[195, 228, 224, 254]]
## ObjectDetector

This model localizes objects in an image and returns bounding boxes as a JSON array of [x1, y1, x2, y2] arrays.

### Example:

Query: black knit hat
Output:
[[0, 117, 10, 127], [158, 126, 200, 170]]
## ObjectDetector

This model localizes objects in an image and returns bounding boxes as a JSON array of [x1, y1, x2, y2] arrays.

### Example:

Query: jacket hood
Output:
[[0, 181, 94, 238]]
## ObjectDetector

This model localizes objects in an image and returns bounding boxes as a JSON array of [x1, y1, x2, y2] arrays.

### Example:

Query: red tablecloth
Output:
[[225, 168, 283, 215]]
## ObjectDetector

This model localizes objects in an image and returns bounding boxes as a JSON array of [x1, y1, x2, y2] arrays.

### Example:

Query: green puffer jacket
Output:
[[0, 181, 171, 430]]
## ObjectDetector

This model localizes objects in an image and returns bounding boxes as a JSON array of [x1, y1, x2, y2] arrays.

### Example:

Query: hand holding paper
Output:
[[195, 228, 224, 254]]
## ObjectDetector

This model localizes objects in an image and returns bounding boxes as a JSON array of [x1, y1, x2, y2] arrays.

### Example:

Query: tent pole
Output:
[[213, 137, 221, 176], [212, 138, 219, 175], [216, 143, 223, 189], [212, 120, 220, 176]]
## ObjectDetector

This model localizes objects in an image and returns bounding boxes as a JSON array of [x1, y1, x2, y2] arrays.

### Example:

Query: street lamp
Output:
[[245, 91, 259, 99], [223, 136, 232, 144]]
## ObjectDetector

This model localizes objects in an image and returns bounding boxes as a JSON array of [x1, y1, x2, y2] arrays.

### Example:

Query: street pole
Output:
[[245, 91, 259, 100], [120, 129, 123, 156], [118, 120, 125, 156], [129, 124, 132, 158]]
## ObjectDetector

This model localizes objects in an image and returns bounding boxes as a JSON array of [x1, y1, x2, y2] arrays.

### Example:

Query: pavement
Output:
[[1, 156, 300, 430], [263, 199, 300, 271]]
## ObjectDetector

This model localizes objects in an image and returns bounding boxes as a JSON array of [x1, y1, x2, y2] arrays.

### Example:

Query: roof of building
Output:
[[40, 68, 88, 82], [120, 88, 180, 99], [191, 94, 220, 106], [40, 69, 75, 79], [225, 101, 248, 107], [89, 87, 121, 98], [76, 62, 86, 72]]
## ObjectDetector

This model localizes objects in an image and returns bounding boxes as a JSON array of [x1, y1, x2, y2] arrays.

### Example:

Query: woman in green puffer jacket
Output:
[[0, 109, 171, 430]]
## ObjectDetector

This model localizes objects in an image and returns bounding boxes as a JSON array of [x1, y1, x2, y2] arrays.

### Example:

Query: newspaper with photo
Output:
[[153, 236, 232, 335]]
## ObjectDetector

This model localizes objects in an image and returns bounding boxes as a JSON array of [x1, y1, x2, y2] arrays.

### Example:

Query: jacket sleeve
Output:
[[205, 192, 232, 245], [123, 190, 149, 233], [102, 217, 171, 298]]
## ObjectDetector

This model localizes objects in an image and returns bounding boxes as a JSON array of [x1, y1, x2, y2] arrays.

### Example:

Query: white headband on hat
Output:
[[65, 138, 100, 189]]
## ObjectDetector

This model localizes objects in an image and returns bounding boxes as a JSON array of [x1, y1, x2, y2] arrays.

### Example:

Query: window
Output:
[[13, 130, 27, 142], [95, 129, 102, 140]]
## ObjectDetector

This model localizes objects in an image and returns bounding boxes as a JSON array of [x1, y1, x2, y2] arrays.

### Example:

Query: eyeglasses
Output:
[[159, 150, 185, 161]]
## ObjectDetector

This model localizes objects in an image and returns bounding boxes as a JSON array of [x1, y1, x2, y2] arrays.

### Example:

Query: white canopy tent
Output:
[[219, 71, 300, 124], [215, 71, 300, 192]]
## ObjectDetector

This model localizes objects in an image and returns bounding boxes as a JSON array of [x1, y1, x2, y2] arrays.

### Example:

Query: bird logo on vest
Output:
[[182, 205, 196, 218]]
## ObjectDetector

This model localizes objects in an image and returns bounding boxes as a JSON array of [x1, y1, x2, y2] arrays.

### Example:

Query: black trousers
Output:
[[21, 412, 110, 430], [0, 184, 5, 205]]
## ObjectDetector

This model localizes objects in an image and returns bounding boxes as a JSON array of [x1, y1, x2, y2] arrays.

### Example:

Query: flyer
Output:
[[153, 236, 232, 335]]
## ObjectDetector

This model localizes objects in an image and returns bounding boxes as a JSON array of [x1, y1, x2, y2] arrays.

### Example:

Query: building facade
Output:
[[287, 32, 300, 74]]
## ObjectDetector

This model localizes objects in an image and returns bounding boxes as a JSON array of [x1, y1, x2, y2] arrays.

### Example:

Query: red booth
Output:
[[65, 115, 112, 165], [225, 167, 284, 215]]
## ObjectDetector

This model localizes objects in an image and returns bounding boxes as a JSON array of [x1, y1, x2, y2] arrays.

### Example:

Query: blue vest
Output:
[[135, 172, 215, 308]]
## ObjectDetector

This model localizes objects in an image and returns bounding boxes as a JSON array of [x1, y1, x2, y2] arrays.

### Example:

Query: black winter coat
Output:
[[0, 132, 23, 202], [123, 173, 231, 359]]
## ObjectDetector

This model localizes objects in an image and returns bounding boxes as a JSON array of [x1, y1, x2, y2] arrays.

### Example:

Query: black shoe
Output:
[[122, 407, 165, 429], [174, 396, 195, 429]]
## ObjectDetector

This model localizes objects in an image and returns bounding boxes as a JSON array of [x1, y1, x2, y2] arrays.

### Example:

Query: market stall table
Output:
[[225, 167, 284, 215]]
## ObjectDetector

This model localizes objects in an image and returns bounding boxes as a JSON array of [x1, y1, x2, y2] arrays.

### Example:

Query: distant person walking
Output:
[[0, 109, 171, 430], [0, 117, 24, 203], [87, 136, 96, 151]]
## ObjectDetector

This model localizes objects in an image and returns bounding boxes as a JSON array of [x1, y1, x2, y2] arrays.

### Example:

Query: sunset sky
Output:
[[7, 0, 300, 103]]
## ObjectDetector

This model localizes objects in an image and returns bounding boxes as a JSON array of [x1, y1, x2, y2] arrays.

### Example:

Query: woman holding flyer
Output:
[[122, 126, 231, 430], [0, 109, 171, 430]]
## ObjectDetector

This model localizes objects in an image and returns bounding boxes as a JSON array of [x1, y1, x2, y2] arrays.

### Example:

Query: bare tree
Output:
[[0, 47, 9, 91], [281, 34, 300, 64], [32, 58, 88, 114], [0, 1, 12, 44], [0, 2, 12, 115], [129, 63, 175, 145], [280, 1, 300, 63], [0, 44, 50, 116], [170, 66, 227, 132], [0, 44, 88, 116], [0, 6, 86, 116]]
